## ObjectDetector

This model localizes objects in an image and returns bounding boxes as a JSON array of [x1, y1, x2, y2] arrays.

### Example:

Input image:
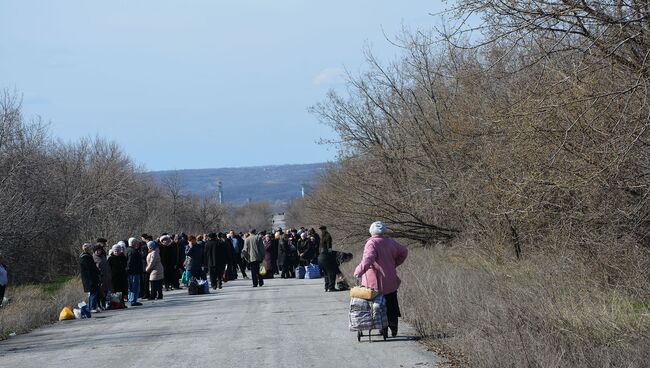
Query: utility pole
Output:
[[216, 179, 223, 204]]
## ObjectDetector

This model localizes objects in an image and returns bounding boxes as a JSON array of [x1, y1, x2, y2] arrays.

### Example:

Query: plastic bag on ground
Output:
[[58, 306, 74, 321], [110, 292, 124, 309], [77, 302, 91, 318]]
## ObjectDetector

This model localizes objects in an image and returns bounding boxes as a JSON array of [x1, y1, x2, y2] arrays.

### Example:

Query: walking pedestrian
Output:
[[242, 229, 265, 287], [353, 221, 408, 337]]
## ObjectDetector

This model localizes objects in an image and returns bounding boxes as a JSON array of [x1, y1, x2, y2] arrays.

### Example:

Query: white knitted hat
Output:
[[369, 221, 386, 236]]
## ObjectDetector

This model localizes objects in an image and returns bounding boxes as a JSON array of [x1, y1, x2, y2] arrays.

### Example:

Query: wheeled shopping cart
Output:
[[349, 294, 388, 343]]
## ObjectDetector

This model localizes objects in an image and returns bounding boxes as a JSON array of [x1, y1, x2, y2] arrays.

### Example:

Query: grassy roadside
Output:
[[0, 277, 85, 340], [340, 245, 650, 367]]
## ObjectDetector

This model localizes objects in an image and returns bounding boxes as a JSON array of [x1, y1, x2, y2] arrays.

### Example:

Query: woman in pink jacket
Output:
[[354, 221, 408, 337]]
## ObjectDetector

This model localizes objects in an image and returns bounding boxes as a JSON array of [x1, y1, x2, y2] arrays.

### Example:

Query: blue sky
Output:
[[0, 1, 447, 171]]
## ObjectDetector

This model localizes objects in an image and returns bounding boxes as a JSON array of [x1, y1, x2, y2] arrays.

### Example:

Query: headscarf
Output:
[[369, 221, 386, 236]]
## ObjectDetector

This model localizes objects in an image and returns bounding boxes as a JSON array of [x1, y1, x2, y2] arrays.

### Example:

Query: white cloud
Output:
[[313, 67, 344, 85]]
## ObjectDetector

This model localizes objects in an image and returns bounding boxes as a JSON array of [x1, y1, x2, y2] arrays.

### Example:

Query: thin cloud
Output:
[[313, 67, 344, 85]]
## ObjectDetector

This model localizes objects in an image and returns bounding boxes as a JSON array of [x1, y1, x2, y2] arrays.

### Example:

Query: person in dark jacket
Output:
[[108, 244, 128, 302], [318, 250, 353, 292], [175, 234, 188, 288], [125, 238, 143, 306], [205, 233, 230, 289], [297, 232, 313, 267], [186, 235, 205, 280], [309, 228, 321, 263], [270, 233, 279, 275], [276, 231, 296, 278], [159, 235, 178, 291], [319, 226, 333, 252], [79, 243, 101, 312], [228, 231, 247, 279], [139, 234, 152, 299], [92, 244, 112, 310]]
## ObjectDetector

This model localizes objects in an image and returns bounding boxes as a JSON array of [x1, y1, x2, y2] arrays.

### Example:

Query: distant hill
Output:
[[147, 163, 328, 206]]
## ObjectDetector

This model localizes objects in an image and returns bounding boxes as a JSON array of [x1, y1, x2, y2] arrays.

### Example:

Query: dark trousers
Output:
[[163, 266, 176, 289], [209, 264, 226, 288], [384, 291, 401, 332], [0, 284, 5, 305], [237, 257, 248, 278], [150, 279, 163, 299], [139, 273, 150, 298], [280, 264, 291, 278], [318, 254, 339, 291], [323, 267, 338, 291], [249, 261, 263, 287]]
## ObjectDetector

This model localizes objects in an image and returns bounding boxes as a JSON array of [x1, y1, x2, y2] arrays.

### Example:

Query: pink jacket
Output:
[[354, 235, 408, 294]]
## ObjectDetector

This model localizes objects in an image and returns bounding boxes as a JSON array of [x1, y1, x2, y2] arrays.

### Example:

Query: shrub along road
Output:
[[0, 278, 439, 367]]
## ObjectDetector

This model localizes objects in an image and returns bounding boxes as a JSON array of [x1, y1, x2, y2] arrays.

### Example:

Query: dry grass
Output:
[[0, 277, 85, 340], [340, 245, 650, 367]]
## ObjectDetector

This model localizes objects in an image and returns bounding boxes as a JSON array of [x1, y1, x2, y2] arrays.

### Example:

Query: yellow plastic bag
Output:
[[259, 265, 267, 277], [58, 306, 74, 321], [349, 286, 379, 300]]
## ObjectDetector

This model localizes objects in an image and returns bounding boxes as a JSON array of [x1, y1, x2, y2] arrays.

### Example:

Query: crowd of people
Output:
[[78, 221, 408, 338], [78, 226, 342, 312]]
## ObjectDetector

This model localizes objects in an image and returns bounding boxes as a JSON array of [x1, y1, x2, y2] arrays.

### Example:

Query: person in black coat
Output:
[[138, 236, 152, 299], [125, 238, 143, 306], [317, 250, 353, 292], [186, 235, 205, 280], [175, 234, 188, 288], [79, 243, 101, 311], [228, 231, 247, 279], [159, 235, 178, 291], [277, 232, 297, 278], [297, 233, 314, 267], [205, 233, 230, 289], [108, 244, 128, 301]]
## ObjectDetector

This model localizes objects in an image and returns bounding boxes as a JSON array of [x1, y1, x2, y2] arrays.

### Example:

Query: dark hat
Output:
[[207, 232, 217, 239], [96, 238, 107, 244], [318, 226, 327, 230], [92, 244, 104, 252], [250, 229, 257, 234]]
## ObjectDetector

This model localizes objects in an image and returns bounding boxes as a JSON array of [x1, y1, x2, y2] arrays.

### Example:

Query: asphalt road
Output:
[[0, 277, 439, 368]]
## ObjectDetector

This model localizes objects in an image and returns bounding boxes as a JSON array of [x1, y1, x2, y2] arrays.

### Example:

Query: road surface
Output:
[[0, 277, 439, 367]]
